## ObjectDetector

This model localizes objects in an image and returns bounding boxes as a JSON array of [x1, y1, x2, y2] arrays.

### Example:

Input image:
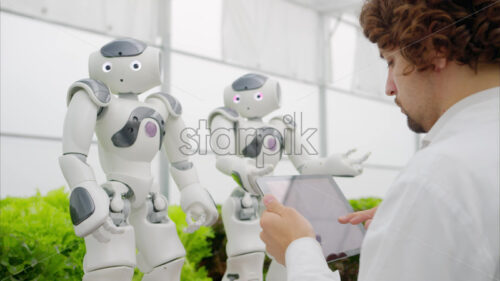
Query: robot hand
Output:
[[325, 149, 371, 177], [300, 148, 370, 177], [89, 181, 130, 243], [231, 159, 274, 195], [91, 217, 125, 243], [180, 184, 219, 233]]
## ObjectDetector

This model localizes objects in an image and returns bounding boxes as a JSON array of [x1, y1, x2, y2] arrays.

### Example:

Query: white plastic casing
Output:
[[223, 252, 265, 281], [83, 225, 136, 272], [128, 202, 186, 273], [68, 180, 110, 237], [62, 91, 99, 156], [222, 195, 265, 257]]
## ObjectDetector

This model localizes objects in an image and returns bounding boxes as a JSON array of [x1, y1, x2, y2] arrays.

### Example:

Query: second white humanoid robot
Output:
[[208, 73, 370, 281]]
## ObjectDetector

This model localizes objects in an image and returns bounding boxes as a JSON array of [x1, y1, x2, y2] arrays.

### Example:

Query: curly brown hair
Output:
[[359, 0, 500, 72]]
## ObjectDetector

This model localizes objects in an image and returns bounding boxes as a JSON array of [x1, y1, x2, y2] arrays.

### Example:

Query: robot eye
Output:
[[102, 62, 112, 73], [130, 60, 142, 71], [254, 92, 263, 101], [233, 94, 241, 103]]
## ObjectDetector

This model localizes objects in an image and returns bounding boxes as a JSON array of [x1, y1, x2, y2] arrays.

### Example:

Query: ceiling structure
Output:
[[286, 0, 362, 15]]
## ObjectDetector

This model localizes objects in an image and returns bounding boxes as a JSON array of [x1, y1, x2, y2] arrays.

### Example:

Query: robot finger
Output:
[[204, 211, 218, 226], [102, 217, 124, 234], [110, 195, 125, 212], [343, 148, 357, 157], [354, 152, 371, 164], [152, 193, 168, 211], [184, 210, 205, 233]]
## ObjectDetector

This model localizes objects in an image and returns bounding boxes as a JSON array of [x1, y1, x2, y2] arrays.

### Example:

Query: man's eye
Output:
[[387, 61, 394, 68]]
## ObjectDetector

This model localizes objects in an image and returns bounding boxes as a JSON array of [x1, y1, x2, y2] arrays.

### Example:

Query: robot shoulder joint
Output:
[[67, 78, 111, 108], [146, 92, 182, 118], [208, 107, 239, 128]]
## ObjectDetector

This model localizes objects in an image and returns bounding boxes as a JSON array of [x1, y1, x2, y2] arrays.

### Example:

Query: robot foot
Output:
[[142, 258, 185, 281], [83, 266, 134, 281], [222, 252, 265, 281]]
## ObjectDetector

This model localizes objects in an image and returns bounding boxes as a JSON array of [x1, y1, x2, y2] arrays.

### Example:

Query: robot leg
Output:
[[82, 183, 136, 281], [129, 193, 186, 281], [222, 188, 266, 281]]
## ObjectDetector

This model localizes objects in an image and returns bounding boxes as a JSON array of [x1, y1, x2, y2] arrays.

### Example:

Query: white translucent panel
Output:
[[351, 31, 387, 96], [171, 0, 222, 59], [335, 167, 401, 199], [222, 0, 319, 82], [330, 20, 357, 90], [0, 13, 113, 138], [326, 91, 417, 167], [170, 53, 320, 153], [272, 79, 321, 152], [1, 0, 162, 44], [0, 137, 106, 198]]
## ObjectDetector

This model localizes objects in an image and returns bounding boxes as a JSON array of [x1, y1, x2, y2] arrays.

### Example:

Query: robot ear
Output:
[[223, 85, 236, 109]]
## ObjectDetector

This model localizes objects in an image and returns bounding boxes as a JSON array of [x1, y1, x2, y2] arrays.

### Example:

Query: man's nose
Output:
[[385, 70, 397, 96]]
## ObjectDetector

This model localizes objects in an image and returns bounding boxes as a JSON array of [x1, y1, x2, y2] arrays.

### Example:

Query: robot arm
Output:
[[59, 81, 120, 239], [147, 93, 218, 232], [209, 110, 273, 195], [270, 116, 370, 177]]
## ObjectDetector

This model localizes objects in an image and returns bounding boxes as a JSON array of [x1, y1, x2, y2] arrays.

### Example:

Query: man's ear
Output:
[[433, 52, 448, 72]]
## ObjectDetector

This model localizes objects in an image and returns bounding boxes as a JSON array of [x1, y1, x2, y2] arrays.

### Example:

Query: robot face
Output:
[[89, 39, 162, 94], [224, 73, 281, 118]]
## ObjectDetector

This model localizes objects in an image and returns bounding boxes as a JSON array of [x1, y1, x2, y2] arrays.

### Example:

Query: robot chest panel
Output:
[[95, 99, 166, 161], [237, 121, 284, 160]]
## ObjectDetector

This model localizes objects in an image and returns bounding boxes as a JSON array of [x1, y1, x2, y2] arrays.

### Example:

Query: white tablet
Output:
[[256, 175, 365, 262]]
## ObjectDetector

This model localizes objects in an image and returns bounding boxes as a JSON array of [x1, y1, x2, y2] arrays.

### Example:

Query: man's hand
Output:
[[338, 206, 378, 229], [259, 195, 315, 265]]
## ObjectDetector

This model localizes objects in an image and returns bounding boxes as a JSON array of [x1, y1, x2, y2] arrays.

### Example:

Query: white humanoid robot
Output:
[[208, 73, 370, 281], [59, 38, 218, 281]]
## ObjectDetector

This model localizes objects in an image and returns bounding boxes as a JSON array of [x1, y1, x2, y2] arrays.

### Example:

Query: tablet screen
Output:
[[256, 175, 365, 262]]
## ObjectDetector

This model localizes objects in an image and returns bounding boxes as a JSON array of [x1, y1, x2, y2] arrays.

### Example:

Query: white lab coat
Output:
[[285, 87, 500, 281]]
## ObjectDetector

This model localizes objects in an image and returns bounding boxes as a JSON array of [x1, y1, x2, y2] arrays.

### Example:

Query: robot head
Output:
[[89, 38, 161, 94], [224, 73, 281, 118]]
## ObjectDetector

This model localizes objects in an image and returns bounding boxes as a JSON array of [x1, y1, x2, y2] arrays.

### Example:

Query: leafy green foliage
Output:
[[0, 188, 85, 281], [349, 198, 382, 212]]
